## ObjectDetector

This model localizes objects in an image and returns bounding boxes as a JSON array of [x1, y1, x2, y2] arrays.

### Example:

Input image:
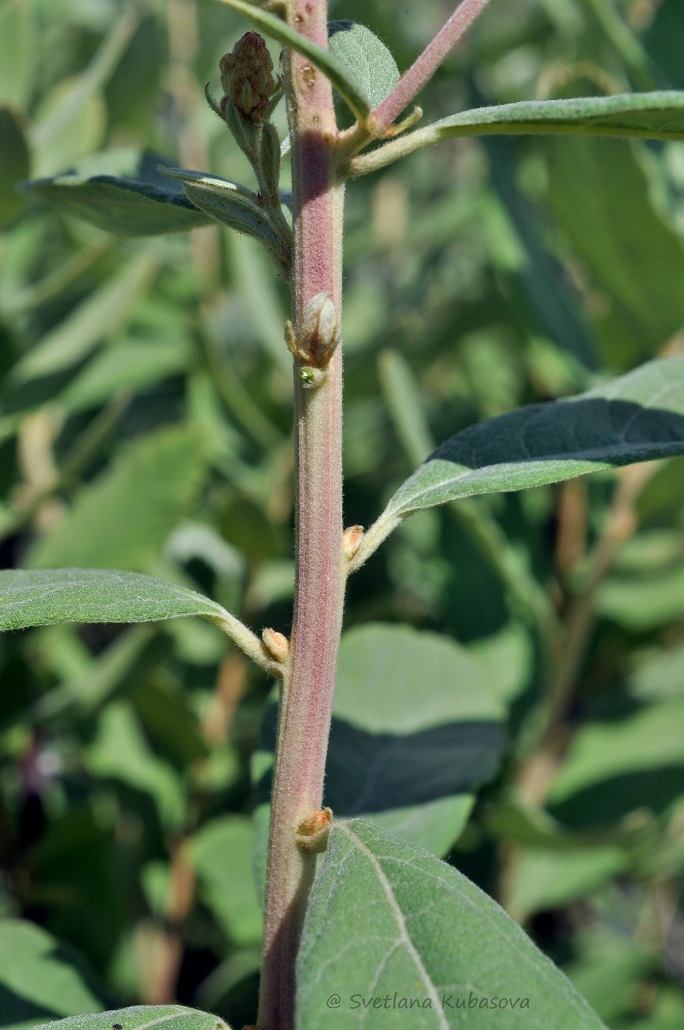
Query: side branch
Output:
[[369, 0, 491, 135]]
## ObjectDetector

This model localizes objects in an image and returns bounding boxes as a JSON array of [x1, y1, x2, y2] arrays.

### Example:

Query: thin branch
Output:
[[369, 0, 491, 136]]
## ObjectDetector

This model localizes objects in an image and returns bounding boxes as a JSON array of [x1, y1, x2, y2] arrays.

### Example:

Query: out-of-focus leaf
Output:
[[31, 79, 106, 178], [644, 0, 684, 90], [0, 919, 105, 1030], [629, 642, 684, 701], [132, 680, 207, 766], [297, 820, 605, 1029], [25, 804, 127, 972], [563, 931, 657, 1025], [0, 0, 34, 108], [505, 847, 628, 922], [548, 697, 684, 826], [371, 356, 684, 537], [189, 817, 262, 946], [0, 107, 30, 224], [6, 250, 160, 388], [60, 334, 192, 412], [596, 562, 684, 630], [86, 701, 184, 827], [25, 150, 212, 236], [26, 426, 206, 571], [328, 21, 399, 109], [32, 1007, 232, 1030], [327, 624, 504, 849], [544, 138, 684, 366], [30, 13, 136, 176], [0, 568, 230, 631]]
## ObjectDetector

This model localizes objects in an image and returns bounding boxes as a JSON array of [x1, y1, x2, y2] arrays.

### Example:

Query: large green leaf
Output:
[[32, 1007, 232, 1030], [349, 91, 684, 174], [0, 568, 229, 630], [0, 919, 105, 1030], [25, 149, 212, 235], [326, 625, 504, 852], [296, 820, 605, 1028], [364, 356, 684, 551]]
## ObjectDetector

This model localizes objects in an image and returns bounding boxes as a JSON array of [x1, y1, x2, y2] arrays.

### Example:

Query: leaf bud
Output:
[[342, 525, 364, 561], [296, 807, 333, 852], [261, 627, 290, 664]]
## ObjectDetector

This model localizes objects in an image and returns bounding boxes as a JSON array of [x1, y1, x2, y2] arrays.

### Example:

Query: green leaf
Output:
[[418, 91, 684, 141], [87, 700, 185, 827], [351, 91, 684, 173], [505, 847, 628, 922], [328, 21, 399, 109], [26, 426, 205, 572], [544, 137, 684, 367], [0, 568, 230, 630], [31, 77, 106, 178], [326, 625, 504, 852], [0, 0, 35, 108], [25, 149, 213, 235], [548, 697, 684, 826], [166, 167, 291, 274], [30, 15, 136, 177], [0, 919, 105, 1030], [0, 107, 30, 225], [189, 816, 263, 946], [31, 1006, 232, 1030], [296, 820, 605, 1028], [381, 355, 684, 524], [6, 250, 160, 387], [215, 0, 371, 118]]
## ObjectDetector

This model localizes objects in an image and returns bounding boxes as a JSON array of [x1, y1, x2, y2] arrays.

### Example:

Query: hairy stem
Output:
[[257, 2, 344, 1027], [370, 0, 491, 135]]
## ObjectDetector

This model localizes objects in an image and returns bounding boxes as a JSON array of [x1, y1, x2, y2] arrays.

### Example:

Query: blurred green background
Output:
[[1, 0, 684, 1026]]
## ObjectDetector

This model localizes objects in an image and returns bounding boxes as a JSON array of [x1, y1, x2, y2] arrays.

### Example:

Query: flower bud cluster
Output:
[[219, 32, 277, 125]]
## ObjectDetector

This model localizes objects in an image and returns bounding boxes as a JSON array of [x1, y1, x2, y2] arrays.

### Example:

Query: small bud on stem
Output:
[[262, 627, 290, 664], [295, 807, 333, 853]]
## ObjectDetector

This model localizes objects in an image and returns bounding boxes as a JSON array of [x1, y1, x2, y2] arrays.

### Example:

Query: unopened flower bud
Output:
[[220, 32, 276, 124]]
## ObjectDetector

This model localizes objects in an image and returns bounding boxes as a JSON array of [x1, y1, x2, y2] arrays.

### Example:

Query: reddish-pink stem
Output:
[[370, 0, 491, 134], [257, 1, 344, 1027]]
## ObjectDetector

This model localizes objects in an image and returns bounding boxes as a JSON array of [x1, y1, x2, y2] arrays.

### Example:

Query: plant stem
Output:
[[369, 0, 491, 135], [258, 2, 344, 1027]]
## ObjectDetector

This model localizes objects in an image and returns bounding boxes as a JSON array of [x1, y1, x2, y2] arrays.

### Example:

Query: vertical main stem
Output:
[[258, 2, 344, 1027]]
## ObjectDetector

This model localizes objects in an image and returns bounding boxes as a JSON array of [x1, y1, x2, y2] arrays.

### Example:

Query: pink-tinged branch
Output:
[[370, 0, 492, 135]]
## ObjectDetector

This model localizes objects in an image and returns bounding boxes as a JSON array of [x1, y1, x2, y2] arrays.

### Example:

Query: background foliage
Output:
[[1, 0, 684, 1027]]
